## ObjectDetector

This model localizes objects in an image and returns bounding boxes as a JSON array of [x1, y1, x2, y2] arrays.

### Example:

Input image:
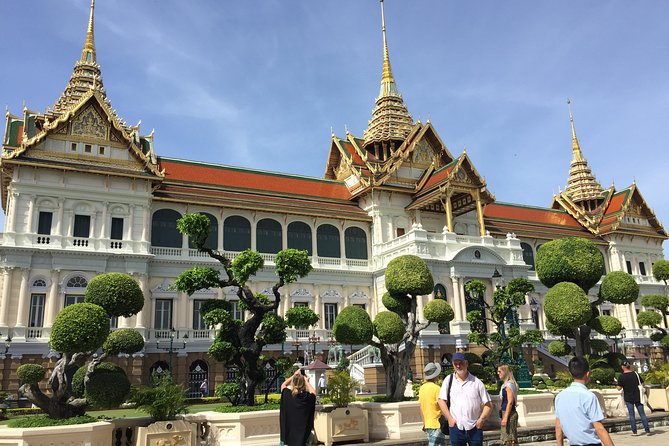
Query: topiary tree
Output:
[[653, 260, 669, 288], [464, 278, 543, 366], [17, 273, 145, 418], [331, 255, 454, 401], [638, 294, 669, 354], [174, 213, 316, 406], [536, 237, 635, 357]]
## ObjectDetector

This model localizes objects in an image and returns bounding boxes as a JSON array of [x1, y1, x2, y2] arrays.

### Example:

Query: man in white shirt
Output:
[[438, 352, 492, 446]]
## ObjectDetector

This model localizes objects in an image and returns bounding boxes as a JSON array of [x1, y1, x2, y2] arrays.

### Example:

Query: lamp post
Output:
[[292, 339, 302, 363], [155, 328, 187, 375], [513, 302, 534, 389], [308, 332, 320, 364]]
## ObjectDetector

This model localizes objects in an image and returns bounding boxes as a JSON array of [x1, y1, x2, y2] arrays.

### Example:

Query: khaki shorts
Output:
[[500, 410, 519, 444]]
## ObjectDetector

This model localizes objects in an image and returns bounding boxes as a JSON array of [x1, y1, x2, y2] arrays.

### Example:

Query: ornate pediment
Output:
[[72, 105, 108, 139]]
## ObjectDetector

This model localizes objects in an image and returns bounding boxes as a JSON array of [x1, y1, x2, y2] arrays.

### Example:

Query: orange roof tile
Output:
[[485, 203, 583, 227], [603, 190, 629, 216], [159, 158, 353, 202]]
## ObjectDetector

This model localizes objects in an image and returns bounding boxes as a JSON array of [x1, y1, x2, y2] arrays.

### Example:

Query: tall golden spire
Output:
[[362, 0, 414, 150], [564, 100, 605, 208], [81, 0, 96, 64], [49, 0, 106, 117]]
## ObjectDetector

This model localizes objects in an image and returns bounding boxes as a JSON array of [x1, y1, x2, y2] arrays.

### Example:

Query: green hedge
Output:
[[7, 415, 97, 428]]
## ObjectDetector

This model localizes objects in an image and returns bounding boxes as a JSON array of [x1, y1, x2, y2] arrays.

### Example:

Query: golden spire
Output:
[[81, 0, 96, 64], [563, 100, 604, 207], [362, 0, 414, 150], [50, 0, 106, 117]]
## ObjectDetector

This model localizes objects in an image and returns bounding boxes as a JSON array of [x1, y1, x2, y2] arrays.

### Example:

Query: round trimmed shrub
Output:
[[332, 306, 373, 345], [544, 282, 592, 328], [548, 340, 571, 357], [535, 237, 605, 291], [382, 292, 411, 314], [103, 329, 145, 355], [637, 310, 662, 328], [258, 313, 287, 345], [85, 273, 144, 317], [86, 362, 131, 409], [589, 315, 623, 336], [209, 339, 236, 362], [590, 367, 616, 385], [50, 303, 110, 354], [373, 311, 405, 344], [423, 298, 454, 323], [275, 249, 313, 284], [589, 339, 610, 354], [640, 294, 669, 311], [599, 271, 639, 305], [652, 260, 669, 283], [650, 331, 666, 342], [385, 255, 434, 297], [285, 306, 319, 329], [17, 364, 46, 385]]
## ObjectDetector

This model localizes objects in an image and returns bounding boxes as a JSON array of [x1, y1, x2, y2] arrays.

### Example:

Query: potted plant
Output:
[[643, 362, 669, 411], [313, 371, 369, 446], [133, 373, 197, 444]]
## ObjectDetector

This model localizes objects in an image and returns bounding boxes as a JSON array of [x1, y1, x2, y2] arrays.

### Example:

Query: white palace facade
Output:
[[0, 2, 666, 392]]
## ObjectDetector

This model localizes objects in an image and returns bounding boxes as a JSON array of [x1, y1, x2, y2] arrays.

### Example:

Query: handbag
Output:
[[439, 373, 454, 436], [635, 371, 647, 405]]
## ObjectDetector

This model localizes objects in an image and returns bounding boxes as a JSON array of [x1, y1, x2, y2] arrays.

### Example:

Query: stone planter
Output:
[[356, 400, 423, 441], [313, 406, 369, 446], [136, 419, 197, 446], [647, 387, 669, 411], [184, 410, 280, 446]]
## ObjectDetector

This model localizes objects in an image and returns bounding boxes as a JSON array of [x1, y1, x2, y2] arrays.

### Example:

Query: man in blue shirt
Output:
[[555, 356, 614, 446]]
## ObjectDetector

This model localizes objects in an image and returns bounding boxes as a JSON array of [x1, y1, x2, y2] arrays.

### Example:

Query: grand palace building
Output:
[[0, 2, 666, 395]]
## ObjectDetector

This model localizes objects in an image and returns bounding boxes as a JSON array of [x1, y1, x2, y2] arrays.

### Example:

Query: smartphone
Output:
[[300, 369, 306, 376]]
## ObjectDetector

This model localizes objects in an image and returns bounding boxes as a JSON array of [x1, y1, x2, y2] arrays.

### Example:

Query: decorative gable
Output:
[[71, 105, 108, 139]]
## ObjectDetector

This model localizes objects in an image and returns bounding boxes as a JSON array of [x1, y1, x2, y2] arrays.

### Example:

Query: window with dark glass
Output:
[[256, 218, 282, 254], [110, 316, 118, 329], [353, 303, 366, 310], [317, 224, 340, 258], [344, 227, 368, 260], [626, 261, 633, 274], [188, 213, 218, 249], [324, 303, 338, 330], [223, 216, 251, 251], [230, 301, 244, 321], [639, 262, 647, 276], [151, 209, 183, 248], [37, 212, 53, 235], [521, 243, 535, 271], [193, 299, 207, 330], [29, 294, 45, 328], [287, 221, 312, 255], [73, 214, 91, 238], [294, 302, 309, 308], [110, 217, 124, 240], [155, 299, 172, 330], [396, 228, 405, 237], [64, 295, 85, 307], [464, 280, 487, 333]]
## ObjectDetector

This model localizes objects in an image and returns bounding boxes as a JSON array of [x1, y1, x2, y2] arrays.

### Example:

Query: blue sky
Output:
[[1, 1, 668, 250]]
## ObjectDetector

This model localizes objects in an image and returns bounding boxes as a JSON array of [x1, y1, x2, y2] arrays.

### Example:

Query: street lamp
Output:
[[155, 328, 187, 374], [308, 332, 320, 363], [292, 339, 302, 363]]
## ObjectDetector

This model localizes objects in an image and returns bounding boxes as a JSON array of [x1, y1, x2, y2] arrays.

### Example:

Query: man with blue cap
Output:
[[437, 352, 492, 446]]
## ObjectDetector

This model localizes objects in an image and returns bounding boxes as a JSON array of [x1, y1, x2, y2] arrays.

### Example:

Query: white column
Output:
[[451, 276, 463, 322], [251, 216, 257, 251], [311, 221, 318, 259], [282, 221, 288, 251], [15, 269, 31, 328], [55, 199, 65, 236], [44, 270, 60, 327], [218, 209, 225, 251], [26, 195, 36, 233], [7, 192, 19, 233], [100, 202, 108, 239], [135, 274, 150, 330], [339, 224, 346, 262], [141, 206, 150, 242], [314, 292, 322, 329], [415, 294, 425, 323], [0, 268, 14, 328]]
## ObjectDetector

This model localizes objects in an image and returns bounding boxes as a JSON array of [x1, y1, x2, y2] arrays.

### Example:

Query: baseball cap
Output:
[[452, 352, 466, 361]]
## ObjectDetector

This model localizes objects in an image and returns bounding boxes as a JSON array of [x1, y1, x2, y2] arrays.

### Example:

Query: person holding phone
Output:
[[280, 369, 317, 446]]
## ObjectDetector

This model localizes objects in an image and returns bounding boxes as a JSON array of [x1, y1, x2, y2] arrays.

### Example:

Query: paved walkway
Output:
[[338, 412, 669, 446]]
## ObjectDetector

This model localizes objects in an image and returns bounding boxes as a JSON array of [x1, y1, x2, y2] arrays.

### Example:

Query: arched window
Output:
[[32, 279, 47, 287], [223, 216, 251, 251], [188, 213, 218, 250], [287, 221, 312, 255], [464, 280, 487, 333], [66, 276, 88, 288], [64, 275, 88, 307], [256, 218, 282, 254], [149, 361, 170, 383], [317, 224, 340, 258], [521, 242, 535, 271], [188, 360, 209, 398], [344, 227, 368, 260], [151, 209, 183, 248]]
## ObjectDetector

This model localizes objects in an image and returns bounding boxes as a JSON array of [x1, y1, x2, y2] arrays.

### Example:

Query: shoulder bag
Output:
[[634, 371, 647, 405], [439, 373, 455, 436]]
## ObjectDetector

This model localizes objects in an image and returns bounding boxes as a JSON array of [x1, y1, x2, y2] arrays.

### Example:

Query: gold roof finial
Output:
[[362, 0, 414, 149], [567, 98, 583, 161], [81, 0, 96, 64], [563, 99, 604, 205]]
